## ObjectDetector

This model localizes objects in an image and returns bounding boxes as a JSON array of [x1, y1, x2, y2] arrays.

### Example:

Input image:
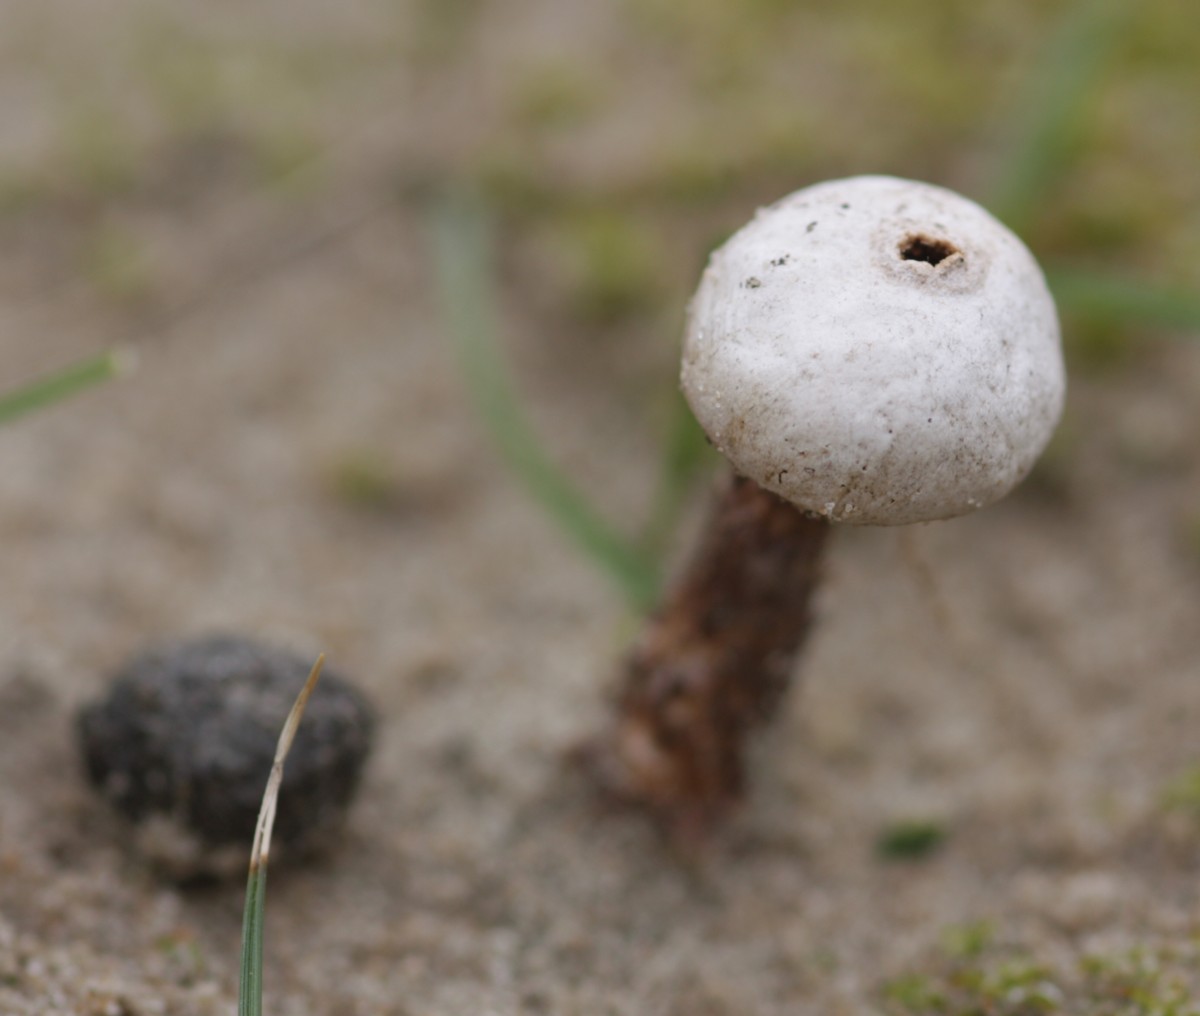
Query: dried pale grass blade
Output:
[[239, 653, 325, 1016]]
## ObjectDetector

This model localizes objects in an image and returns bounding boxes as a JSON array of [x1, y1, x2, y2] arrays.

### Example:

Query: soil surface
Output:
[[2, 2, 1200, 1013]]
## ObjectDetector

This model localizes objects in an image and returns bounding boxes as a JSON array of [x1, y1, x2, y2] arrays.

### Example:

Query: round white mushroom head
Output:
[[682, 175, 1065, 526]]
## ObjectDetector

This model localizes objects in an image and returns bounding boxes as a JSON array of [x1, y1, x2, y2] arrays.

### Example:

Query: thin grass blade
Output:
[[431, 194, 660, 612], [638, 390, 716, 559], [988, 0, 1132, 230], [1049, 269, 1200, 333], [238, 653, 326, 1016], [0, 347, 135, 425]]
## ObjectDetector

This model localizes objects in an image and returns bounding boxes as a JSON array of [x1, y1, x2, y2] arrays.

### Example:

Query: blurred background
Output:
[[2, 0, 1196, 362], [2, 1, 1200, 1011], [2, 0, 1198, 580]]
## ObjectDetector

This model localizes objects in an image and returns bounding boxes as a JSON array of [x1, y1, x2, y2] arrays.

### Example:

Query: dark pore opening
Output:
[[899, 234, 958, 266]]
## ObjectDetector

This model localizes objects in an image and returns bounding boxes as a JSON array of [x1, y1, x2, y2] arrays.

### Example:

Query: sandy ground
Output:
[[3, 1, 1200, 1013]]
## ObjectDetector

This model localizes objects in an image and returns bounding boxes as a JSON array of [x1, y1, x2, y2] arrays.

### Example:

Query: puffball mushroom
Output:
[[589, 175, 1065, 834]]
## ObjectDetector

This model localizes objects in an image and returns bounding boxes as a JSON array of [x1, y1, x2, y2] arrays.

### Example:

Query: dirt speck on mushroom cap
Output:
[[682, 175, 1065, 525]]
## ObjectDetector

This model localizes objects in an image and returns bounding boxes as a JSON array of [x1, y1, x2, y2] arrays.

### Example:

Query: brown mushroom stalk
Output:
[[589, 473, 829, 832]]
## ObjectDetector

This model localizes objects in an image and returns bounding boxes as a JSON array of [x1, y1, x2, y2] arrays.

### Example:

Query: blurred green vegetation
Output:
[[0, 0, 1196, 606], [81, 222, 155, 305], [426, 0, 1200, 608], [0, 351, 131, 426], [883, 926, 1200, 1015], [1160, 762, 1200, 818], [875, 818, 948, 861]]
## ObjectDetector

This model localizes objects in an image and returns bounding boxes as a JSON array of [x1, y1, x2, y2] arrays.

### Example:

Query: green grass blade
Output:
[[238, 654, 326, 1016], [1048, 269, 1200, 332], [988, 0, 1132, 230], [238, 864, 268, 1016], [638, 390, 715, 558], [431, 195, 661, 612], [0, 347, 134, 425]]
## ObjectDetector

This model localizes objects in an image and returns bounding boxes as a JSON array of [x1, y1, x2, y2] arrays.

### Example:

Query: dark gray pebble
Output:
[[78, 635, 375, 857]]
